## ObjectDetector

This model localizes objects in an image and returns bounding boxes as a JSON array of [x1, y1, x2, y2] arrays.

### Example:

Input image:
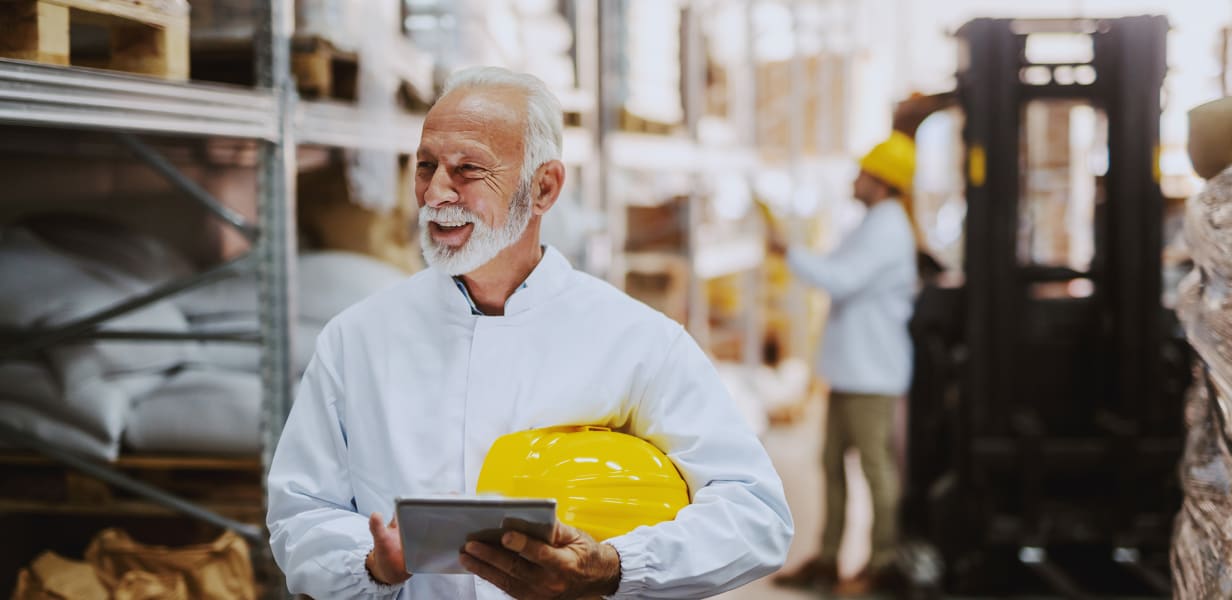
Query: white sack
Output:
[[124, 368, 262, 454], [0, 362, 121, 460]]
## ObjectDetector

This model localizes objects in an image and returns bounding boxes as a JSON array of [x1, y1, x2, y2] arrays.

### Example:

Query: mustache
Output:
[[420, 205, 477, 223]]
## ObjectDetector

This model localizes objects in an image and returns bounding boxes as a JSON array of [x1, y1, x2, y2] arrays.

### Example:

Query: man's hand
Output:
[[460, 521, 621, 599], [366, 512, 410, 586]]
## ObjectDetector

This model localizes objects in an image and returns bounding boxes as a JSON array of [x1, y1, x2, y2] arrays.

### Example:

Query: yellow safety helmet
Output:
[[476, 426, 690, 541], [858, 130, 916, 194]]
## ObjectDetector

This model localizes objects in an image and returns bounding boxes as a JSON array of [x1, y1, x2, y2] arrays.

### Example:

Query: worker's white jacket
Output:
[[267, 246, 793, 599], [786, 200, 917, 396]]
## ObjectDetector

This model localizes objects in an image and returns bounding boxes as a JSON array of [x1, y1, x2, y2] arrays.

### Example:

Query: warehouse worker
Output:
[[769, 132, 917, 595], [266, 66, 793, 599]]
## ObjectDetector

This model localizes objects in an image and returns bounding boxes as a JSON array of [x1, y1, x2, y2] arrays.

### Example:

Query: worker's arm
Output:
[[266, 328, 405, 599], [785, 207, 913, 303], [604, 327, 794, 598]]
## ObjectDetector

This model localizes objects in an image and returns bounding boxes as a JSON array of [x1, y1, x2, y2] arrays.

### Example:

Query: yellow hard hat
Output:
[[858, 130, 916, 193], [476, 426, 690, 541]]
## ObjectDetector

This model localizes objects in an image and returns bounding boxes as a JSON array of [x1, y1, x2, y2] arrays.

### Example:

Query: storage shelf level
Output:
[[0, 58, 276, 139]]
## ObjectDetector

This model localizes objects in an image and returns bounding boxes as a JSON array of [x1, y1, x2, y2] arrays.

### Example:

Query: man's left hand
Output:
[[460, 521, 621, 599]]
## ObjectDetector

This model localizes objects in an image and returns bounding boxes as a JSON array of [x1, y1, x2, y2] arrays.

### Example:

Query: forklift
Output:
[[902, 16, 1192, 598]]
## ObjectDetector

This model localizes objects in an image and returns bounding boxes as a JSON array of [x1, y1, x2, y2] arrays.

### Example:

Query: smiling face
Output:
[[415, 86, 533, 275]]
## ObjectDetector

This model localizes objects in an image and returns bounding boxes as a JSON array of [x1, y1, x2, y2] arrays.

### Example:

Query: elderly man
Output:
[[266, 67, 793, 599]]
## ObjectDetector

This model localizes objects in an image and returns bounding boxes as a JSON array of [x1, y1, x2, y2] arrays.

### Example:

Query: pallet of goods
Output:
[[1172, 97, 1232, 598], [0, 0, 189, 79]]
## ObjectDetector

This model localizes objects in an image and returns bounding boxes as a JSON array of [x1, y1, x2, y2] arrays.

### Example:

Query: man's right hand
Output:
[[366, 512, 410, 585]]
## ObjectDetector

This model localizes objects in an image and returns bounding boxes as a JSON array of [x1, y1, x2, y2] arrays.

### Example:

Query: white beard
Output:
[[420, 179, 533, 276]]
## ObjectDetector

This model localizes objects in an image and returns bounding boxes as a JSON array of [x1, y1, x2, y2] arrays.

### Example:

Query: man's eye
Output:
[[416, 161, 435, 170], [458, 164, 480, 173]]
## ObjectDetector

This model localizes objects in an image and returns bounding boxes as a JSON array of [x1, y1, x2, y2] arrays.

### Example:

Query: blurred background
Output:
[[1, 0, 1231, 598]]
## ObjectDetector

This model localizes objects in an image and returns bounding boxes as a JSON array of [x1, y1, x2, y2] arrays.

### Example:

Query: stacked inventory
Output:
[[0, 1, 421, 596]]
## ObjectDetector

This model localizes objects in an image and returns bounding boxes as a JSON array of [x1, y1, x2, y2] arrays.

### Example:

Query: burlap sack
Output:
[[1172, 166, 1232, 598], [111, 570, 190, 600], [84, 529, 255, 600], [10, 552, 108, 600], [1170, 366, 1232, 599]]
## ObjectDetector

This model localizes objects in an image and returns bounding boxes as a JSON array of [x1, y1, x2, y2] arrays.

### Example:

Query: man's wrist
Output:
[[364, 550, 385, 584], [365, 549, 403, 586], [596, 542, 622, 596]]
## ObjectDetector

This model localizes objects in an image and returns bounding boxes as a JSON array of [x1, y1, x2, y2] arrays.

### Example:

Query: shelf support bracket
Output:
[[1, 253, 256, 360], [113, 132, 260, 241], [0, 421, 264, 542]]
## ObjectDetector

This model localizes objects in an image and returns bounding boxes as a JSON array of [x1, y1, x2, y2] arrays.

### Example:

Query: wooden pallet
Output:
[[291, 35, 357, 100], [619, 107, 680, 136], [0, 451, 268, 598], [0, 0, 189, 79], [624, 252, 689, 326], [191, 34, 358, 101], [0, 451, 264, 520]]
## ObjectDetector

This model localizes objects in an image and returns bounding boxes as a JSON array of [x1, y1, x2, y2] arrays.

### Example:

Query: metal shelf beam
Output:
[[0, 59, 443, 155], [0, 421, 264, 542], [297, 105, 592, 164], [297, 100, 424, 152], [0, 59, 277, 139]]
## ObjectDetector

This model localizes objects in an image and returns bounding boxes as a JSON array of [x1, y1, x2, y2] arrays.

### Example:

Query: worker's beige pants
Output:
[[818, 392, 900, 572]]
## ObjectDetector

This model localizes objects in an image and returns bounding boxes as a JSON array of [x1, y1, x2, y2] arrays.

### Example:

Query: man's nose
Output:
[[423, 167, 458, 208]]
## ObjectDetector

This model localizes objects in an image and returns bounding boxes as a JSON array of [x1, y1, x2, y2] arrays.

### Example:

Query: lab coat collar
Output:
[[432, 245, 573, 317]]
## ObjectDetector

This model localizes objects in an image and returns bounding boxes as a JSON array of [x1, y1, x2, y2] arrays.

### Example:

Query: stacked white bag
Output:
[[128, 251, 407, 454], [0, 220, 200, 460], [0, 218, 408, 459]]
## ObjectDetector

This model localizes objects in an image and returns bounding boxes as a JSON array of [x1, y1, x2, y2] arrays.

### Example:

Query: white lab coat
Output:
[[786, 200, 916, 396], [267, 246, 793, 599]]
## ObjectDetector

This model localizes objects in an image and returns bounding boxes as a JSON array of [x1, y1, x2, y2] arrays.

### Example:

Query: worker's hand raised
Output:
[[767, 229, 789, 257], [366, 512, 411, 586], [461, 521, 621, 599], [892, 91, 958, 137]]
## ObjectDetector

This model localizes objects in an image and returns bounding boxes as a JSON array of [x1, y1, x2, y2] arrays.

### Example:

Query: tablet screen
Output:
[[396, 496, 557, 574]]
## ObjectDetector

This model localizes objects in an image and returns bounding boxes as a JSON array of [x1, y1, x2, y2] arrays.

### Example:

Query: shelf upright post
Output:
[[255, 0, 297, 596], [575, 0, 604, 274], [786, 0, 810, 362], [599, 0, 626, 288], [740, 0, 763, 369], [255, 0, 296, 473], [683, 0, 709, 347]]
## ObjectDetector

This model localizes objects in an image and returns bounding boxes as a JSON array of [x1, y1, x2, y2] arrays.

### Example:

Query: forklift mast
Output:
[[905, 16, 1190, 597]]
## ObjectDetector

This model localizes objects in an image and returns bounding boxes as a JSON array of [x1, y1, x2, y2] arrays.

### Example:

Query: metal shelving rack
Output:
[[0, 51, 292, 542], [599, 0, 765, 367], [0, 1, 604, 594], [0, 0, 784, 591], [0, 0, 438, 594], [749, 0, 858, 364]]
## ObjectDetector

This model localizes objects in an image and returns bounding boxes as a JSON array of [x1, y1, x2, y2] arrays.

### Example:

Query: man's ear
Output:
[[531, 160, 566, 216]]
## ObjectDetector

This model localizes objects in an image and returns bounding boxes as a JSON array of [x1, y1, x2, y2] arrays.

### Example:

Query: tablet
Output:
[[395, 496, 557, 574]]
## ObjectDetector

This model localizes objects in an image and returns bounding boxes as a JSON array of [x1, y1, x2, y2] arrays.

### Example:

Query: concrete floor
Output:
[[716, 395, 878, 600]]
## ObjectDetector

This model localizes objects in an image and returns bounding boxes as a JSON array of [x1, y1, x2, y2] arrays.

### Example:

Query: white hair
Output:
[[441, 66, 564, 185]]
